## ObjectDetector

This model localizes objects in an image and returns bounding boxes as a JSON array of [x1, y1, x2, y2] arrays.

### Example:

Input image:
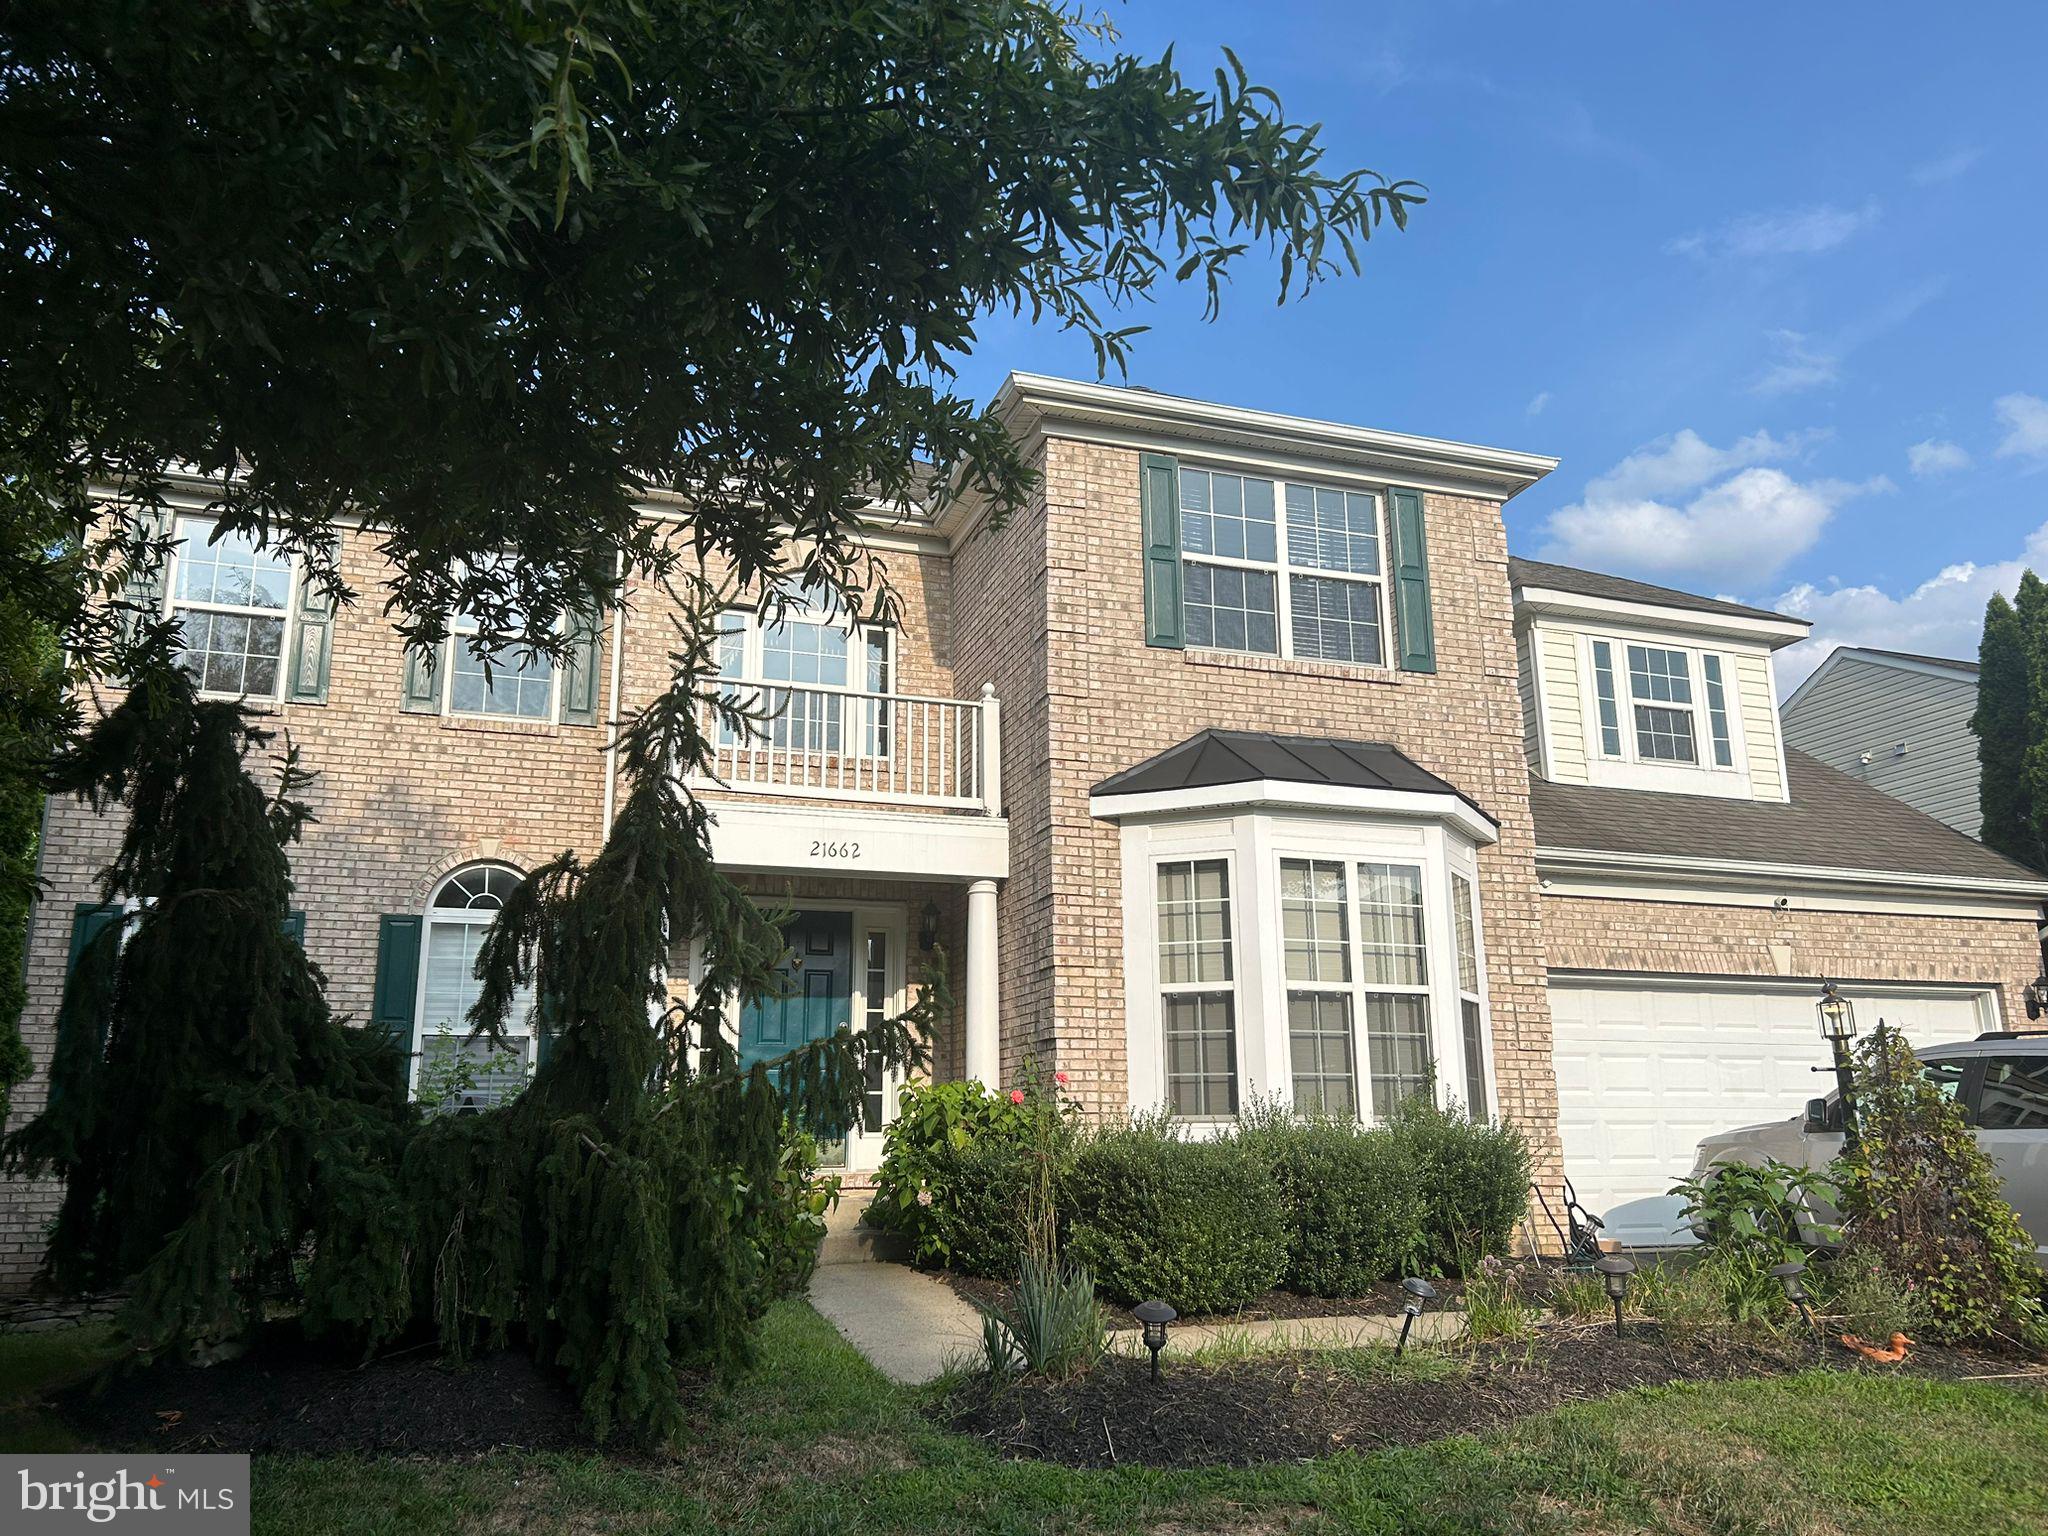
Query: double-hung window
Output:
[[1156, 859, 1237, 1118], [1451, 872, 1488, 1118], [1587, 637, 1739, 772], [714, 608, 893, 755], [1281, 859, 1355, 1117], [448, 608, 556, 720], [169, 516, 295, 699], [1179, 468, 1388, 666], [414, 864, 537, 1111], [1358, 863, 1434, 1117]]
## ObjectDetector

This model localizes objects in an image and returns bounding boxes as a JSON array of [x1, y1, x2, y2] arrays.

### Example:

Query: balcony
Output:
[[691, 680, 1001, 815]]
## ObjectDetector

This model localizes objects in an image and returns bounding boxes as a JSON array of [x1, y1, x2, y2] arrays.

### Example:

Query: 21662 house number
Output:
[[810, 839, 862, 860]]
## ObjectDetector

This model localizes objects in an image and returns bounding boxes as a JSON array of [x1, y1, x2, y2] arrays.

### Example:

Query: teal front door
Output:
[[740, 910, 854, 1080]]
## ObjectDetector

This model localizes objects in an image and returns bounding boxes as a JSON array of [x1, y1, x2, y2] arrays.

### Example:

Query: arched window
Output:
[[414, 862, 535, 1112]]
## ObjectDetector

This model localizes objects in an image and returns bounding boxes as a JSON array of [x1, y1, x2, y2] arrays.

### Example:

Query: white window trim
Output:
[[409, 863, 535, 1105], [165, 514, 300, 703], [1119, 809, 1494, 1128], [1178, 467, 1393, 672], [1575, 627, 1753, 796], [1446, 848, 1497, 1120], [714, 605, 897, 759], [1151, 851, 1245, 1122]]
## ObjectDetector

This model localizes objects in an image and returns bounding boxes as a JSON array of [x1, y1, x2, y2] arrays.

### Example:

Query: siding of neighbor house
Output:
[[1782, 656, 1981, 837]]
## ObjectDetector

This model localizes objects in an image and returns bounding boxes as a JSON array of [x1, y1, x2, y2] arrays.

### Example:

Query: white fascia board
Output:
[[704, 800, 1009, 881], [1536, 843, 2048, 904], [1512, 586, 1810, 650], [1089, 780, 1500, 845], [984, 371, 1557, 498]]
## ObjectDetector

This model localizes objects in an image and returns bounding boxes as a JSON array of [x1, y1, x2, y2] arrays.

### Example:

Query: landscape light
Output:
[[1133, 1298, 1176, 1381], [1594, 1254, 1636, 1334], [1396, 1277, 1436, 1356], [1771, 1260, 1817, 1329]]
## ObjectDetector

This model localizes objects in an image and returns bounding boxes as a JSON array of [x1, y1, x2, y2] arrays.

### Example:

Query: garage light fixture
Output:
[[1816, 980, 1856, 1043], [1594, 1255, 1635, 1335], [1396, 1277, 1436, 1356], [1816, 980, 1862, 1154], [1133, 1298, 1176, 1381]]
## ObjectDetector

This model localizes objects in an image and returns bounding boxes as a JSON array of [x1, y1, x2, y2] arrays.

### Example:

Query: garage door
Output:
[[1550, 977, 1997, 1247]]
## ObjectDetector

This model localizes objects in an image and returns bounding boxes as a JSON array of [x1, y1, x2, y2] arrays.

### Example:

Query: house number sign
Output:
[[809, 839, 863, 861]]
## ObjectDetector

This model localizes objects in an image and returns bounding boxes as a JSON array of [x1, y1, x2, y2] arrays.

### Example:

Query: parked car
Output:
[[1687, 1032, 2048, 1263]]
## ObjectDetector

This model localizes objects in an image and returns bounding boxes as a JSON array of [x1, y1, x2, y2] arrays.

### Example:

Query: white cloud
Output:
[[1538, 427, 1880, 588], [1526, 390, 1552, 417], [1907, 438, 1971, 476], [1774, 520, 2048, 693], [1910, 147, 1983, 186], [1668, 199, 1881, 261], [1995, 393, 2048, 461], [1751, 330, 1839, 396]]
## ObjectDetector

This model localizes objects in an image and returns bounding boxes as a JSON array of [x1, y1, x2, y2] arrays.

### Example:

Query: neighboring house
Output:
[[1782, 646, 1983, 837], [6, 375, 2045, 1284]]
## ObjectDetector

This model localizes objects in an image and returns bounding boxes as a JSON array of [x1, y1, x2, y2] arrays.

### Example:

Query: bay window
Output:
[[1179, 468, 1388, 666]]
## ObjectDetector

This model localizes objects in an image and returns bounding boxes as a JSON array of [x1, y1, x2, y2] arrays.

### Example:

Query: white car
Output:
[[1688, 1032, 2048, 1264]]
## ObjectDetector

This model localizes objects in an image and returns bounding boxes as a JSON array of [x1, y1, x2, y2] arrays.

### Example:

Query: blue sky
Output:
[[949, 1, 2048, 689]]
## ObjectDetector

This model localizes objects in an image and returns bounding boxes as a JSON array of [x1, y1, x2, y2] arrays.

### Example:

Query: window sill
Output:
[[438, 714, 568, 738], [1182, 648, 1405, 685]]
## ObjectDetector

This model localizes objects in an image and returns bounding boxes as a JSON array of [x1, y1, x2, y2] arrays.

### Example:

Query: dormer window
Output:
[[1583, 634, 1742, 776]]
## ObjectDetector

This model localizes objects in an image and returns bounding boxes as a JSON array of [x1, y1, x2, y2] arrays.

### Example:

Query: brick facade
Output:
[[1542, 894, 2042, 1027]]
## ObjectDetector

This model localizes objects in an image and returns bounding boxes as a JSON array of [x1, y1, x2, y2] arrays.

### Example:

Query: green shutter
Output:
[[282, 910, 306, 946], [284, 536, 340, 704], [371, 914, 423, 1073], [399, 639, 441, 713], [1140, 452, 1183, 649], [559, 603, 604, 727], [67, 903, 124, 975], [116, 507, 173, 653], [1387, 487, 1437, 674]]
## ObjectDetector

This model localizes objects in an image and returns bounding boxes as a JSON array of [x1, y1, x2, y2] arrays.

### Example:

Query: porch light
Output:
[[1594, 1255, 1635, 1334], [1396, 1277, 1436, 1356], [1132, 1298, 1176, 1381], [1816, 980, 1856, 1043], [918, 898, 941, 953], [1770, 1260, 1816, 1329]]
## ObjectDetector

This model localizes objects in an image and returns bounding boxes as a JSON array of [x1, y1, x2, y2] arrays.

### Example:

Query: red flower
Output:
[[1009, 1089, 1025, 1104], [1054, 1072, 1068, 1086]]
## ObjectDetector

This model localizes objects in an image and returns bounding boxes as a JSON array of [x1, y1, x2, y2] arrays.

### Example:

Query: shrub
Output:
[[1838, 1024, 2045, 1345], [974, 1259, 1105, 1378], [1821, 1248, 1931, 1343], [1248, 1117, 1425, 1294], [864, 1078, 1036, 1266], [1064, 1128, 1287, 1312], [1384, 1099, 1531, 1273], [929, 1136, 1035, 1277], [757, 1118, 842, 1301]]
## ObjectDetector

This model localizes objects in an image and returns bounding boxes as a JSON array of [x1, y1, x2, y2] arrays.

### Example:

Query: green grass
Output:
[[4, 1304, 2046, 1535]]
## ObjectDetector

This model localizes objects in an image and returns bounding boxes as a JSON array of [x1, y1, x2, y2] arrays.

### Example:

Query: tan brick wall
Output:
[[2, 526, 969, 1289], [970, 436, 1562, 1187], [1543, 892, 2043, 1025]]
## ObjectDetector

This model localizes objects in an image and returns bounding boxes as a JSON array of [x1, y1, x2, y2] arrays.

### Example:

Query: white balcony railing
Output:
[[692, 680, 1001, 814]]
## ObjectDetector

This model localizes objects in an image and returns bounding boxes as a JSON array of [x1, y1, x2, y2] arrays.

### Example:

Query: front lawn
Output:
[[6, 1302, 2047, 1535]]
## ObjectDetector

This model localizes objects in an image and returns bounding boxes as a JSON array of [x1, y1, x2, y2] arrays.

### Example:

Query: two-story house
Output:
[[7, 373, 2044, 1285]]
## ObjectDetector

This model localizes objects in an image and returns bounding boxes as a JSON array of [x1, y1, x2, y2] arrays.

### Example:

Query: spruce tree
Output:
[[1973, 589, 2036, 868], [3, 669, 409, 1352]]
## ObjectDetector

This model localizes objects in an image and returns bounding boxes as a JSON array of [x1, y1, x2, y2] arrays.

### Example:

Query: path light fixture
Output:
[[1133, 1298, 1176, 1381], [1396, 1277, 1436, 1356], [1816, 980, 1862, 1154], [1771, 1260, 1817, 1330], [918, 898, 942, 953], [1594, 1255, 1636, 1335]]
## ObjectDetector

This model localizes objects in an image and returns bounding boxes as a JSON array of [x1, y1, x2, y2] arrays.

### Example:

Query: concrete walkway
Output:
[[808, 1257, 986, 1384], [1105, 1308, 1465, 1357]]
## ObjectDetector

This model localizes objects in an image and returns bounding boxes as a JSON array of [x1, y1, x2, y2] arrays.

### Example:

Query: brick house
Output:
[[6, 373, 2044, 1283]]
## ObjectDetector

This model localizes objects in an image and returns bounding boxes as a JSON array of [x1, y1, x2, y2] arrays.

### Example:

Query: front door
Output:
[[741, 909, 854, 1076]]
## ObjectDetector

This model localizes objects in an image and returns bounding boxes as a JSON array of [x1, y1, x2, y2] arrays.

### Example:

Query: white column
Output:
[[965, 878, 1000, 1087]]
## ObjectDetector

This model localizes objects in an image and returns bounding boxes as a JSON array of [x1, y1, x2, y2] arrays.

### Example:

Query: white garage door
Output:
[[1551, 977, 1997, 1247]]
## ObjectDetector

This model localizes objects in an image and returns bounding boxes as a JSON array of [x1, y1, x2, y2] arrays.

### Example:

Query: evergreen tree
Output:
[[2, 669, 409, 1350], [2017, 571, 2048, 869], [1973, 589, 2035, 868], [386, 603, 941, 1442]]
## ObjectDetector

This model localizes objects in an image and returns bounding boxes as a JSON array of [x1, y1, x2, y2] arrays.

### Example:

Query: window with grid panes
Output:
[[1625, 644, 1698, 763], [1451, 872, 1488, 1118], [1156, 859, 1237, 1118], [1357, 862, 1434, 1117], [169, 516, 294, 699], [1280, 858, 1356, 1117]]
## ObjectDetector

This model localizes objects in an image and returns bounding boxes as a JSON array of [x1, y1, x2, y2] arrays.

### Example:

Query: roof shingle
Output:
[[1508, 556, 1806, 627]]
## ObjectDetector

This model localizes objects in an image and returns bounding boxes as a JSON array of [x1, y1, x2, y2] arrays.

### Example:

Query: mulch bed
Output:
[[56, 1323, 593, 1455], [940, 1270, 1469, 1329], [942, 1326, 2041, 1469]]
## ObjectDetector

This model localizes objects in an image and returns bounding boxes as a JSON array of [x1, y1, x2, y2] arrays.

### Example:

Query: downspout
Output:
[[599, 549, 628, 841]]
